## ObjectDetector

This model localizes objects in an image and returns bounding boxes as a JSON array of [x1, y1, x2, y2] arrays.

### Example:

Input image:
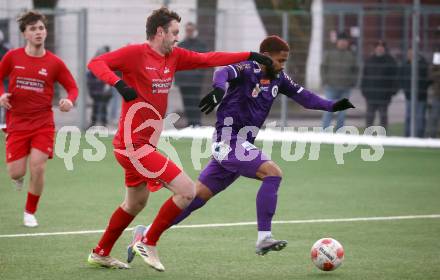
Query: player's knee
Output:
[[123, 199, 146, 214], [30, 162, 46, 177], [196, 182, 214, 202], [8, 169, 26, 180], [270, 166, 283, 178], [7, 165, 26, 180], [135, 200, 147, 212], [178, 181, 196, 204], [261, 161, 283, 178], [182, 187, 196, 202]]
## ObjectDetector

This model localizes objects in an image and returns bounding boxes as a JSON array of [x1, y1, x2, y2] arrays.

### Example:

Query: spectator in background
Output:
[[174, 22, 207, 126], [321, 32, 358, 130], [108, 84, 121, 126], [361, 40, 397, 130], [87, 45, 113, 127], [399, 48, 431, 138], [427, 49, 440, 138]]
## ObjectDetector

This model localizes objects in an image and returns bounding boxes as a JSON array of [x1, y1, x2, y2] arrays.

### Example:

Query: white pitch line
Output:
[[0, 214, 439, 238]]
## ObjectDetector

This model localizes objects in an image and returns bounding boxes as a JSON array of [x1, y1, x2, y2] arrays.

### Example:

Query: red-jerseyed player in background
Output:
[[86, 7, 272, 271], [0, 11, 78, 227]]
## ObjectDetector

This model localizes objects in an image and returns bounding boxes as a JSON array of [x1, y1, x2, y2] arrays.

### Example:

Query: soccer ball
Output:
[[310, 238, 344, 271]]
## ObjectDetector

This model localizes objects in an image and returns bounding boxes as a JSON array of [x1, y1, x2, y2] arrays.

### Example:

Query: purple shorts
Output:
[[198, 136, 269, 194]]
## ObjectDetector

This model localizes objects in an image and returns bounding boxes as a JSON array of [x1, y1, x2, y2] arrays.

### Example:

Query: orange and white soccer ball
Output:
[[311, 238, 344, 271]]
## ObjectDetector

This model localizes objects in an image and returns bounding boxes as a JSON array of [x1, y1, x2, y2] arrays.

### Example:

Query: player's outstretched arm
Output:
[[175, 48, 272, 72], [281, 72, 355, 112], [248, 52, 273, 66]]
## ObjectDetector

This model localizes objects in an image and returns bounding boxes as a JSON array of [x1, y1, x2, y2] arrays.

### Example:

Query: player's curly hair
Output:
[[17, 10, 47, 33], [259, 35, 290, 53], [146, 7, 181, 40]]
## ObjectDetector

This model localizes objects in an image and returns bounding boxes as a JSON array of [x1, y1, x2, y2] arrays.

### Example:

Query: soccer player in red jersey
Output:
[[0, 11, 78, 227], [86, 7, 272, 271]]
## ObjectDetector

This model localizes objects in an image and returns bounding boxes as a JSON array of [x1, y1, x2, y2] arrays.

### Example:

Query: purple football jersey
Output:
[[212, 61, 334, 142]]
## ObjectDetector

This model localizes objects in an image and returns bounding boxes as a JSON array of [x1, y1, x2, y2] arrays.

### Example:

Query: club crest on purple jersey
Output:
[[271, 85, 279, 97]]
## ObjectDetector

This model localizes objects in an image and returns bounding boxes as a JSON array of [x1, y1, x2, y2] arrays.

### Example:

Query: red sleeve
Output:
[[0, 50, 13, 95], [175, 47, 250, 71], [56, 59, 79, 103], [87, 45, 140, 86]]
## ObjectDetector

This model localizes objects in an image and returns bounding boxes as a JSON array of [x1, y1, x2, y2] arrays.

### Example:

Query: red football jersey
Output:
[[0, 48, 78, 132], [88, 43, 250, 149]]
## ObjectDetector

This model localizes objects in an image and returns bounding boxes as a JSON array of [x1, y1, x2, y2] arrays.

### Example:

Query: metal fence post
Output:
[[357, 8, 364, 87], [403, 7, 410, 53], [280, 11, 288, 128], [77, 8, 88, 131], [410, 0, 420, 137]]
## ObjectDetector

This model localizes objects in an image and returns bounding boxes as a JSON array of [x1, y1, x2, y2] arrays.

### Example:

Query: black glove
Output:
[[249, 52, 273, 66], [114, 80, 137, 102], [332, 98, 355, 112], [199, 87, 225, 114]]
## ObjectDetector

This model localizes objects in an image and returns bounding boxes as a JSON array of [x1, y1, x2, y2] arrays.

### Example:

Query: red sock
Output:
[[94, 207, 135, 256], [25, 192, 40, 214], [143, 197, 182, 246]]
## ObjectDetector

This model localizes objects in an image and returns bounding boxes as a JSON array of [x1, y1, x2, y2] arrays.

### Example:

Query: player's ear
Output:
[[156, 26, 164, 37]]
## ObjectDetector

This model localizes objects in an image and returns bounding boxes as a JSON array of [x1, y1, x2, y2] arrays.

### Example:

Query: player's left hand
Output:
[[332, 98, 355, 112], [59, 98, 73, 112], [249, 52, 273, 66], [199, 87, 225, 114]]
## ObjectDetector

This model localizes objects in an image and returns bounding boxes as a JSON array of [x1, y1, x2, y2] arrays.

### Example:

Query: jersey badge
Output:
[[251, 83, 261, 98], [271, 85, 279, 97], [38, 68, 48, 76]]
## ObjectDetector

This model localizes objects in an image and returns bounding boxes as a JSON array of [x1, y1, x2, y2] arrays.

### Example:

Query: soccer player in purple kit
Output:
[[127, 35, 354, 259]]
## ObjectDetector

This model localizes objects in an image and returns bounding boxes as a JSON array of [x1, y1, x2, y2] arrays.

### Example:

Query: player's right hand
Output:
[[114, 80, 138, 102], [199, 87, 225, 114], [0, 93, 12, 109]]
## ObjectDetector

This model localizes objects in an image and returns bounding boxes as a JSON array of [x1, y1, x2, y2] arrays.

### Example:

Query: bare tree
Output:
[[33, 0, 58, 52], [254, 0, 312, 84], [196, 0, 218, 119], [197, 0, 217, 51]]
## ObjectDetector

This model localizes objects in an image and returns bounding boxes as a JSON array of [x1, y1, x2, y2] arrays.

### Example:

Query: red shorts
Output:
[[114, 148, 182, 192], [5, 127, 55, 163]]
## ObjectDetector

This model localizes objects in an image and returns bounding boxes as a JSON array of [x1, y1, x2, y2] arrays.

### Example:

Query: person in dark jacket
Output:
[[399, 48, 431, 137], [427, 30, 440, 138], [174, 22, 207, 126], [361, 40, 397, 130], [87, 45, 113, 127]]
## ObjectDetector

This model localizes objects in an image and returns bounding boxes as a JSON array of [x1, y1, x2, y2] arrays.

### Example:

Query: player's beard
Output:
[[265, 64, 278, 80], [162, 40, 176, 55]]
